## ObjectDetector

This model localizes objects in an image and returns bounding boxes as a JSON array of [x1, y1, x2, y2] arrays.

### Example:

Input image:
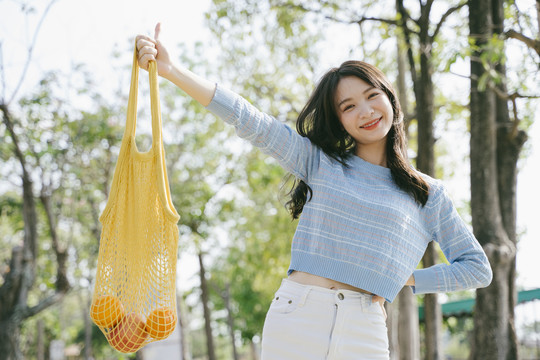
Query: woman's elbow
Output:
[[478, 262, 493, 289]]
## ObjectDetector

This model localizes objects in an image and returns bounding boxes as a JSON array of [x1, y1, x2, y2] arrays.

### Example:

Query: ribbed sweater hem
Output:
[[289, 250, 403, 303]]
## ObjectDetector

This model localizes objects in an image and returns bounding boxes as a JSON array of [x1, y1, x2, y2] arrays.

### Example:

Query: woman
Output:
[[136, 23, 492, 359]]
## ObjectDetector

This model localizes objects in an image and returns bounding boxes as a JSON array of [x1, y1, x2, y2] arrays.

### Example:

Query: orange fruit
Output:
[[90, 295, 125, 328], [108, 313, 148, 353], [145, 307, 176, 340]]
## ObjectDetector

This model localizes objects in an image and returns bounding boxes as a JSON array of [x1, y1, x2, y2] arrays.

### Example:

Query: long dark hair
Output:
[[285, 60, 430, 219]]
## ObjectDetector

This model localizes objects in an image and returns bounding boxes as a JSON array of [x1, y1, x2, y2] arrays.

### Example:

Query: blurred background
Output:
[[0, 0, 539, 359]]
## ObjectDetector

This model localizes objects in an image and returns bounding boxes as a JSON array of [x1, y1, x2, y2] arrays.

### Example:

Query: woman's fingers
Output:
[[154, 22, 161, 42], [136, 35, 156, 49], [135, 24, 171, 75], [139, 52, 158, 70], [371, 295, 387, 320], [136, 37, 158, 70]]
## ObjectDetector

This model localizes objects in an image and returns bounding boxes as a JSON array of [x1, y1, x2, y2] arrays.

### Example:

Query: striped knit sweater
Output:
[[206, 84, 492, 302]]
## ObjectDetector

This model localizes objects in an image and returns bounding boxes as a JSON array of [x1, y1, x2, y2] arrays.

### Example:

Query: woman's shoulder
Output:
[[413, 170, 448, 208]]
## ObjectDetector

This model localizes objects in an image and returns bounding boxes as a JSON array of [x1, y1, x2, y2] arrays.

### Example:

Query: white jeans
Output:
[[261, 279, 390, 360]]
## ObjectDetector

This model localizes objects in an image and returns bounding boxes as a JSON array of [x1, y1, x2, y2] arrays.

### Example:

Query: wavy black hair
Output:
[[285, 60, 430, 219]]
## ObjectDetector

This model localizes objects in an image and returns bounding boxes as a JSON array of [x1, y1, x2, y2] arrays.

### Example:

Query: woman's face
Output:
[[335, 76, 394, 150]]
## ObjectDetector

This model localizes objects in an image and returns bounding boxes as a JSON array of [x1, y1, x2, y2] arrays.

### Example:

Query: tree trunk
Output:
[[398, 287, 420, 360], [177, 291, 191, 360], [0, 105, 38, 360], [251, 340, 261, 360], [491, 1, 527, 359], [421, 244, 442, 360], [386, 300, 400, 359], [223, 283, 239, 360], [468, 0, 519, 358], [81, 292, 93, 360], [198, 251, 217, 360], [37, 319, 44, 360], [393, 25, 421, 359], [0, 317, 23, 360], [0, 105, 69, 360], [411, 10, 441, 360]]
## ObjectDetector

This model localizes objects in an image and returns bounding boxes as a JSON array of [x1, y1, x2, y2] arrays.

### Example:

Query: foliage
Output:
[[1, 0, 538, 358]]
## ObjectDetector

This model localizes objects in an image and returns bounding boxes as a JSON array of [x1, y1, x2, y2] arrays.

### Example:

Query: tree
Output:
[[0, 66, 120, 359], [0, 2, 74, 352], [208, 148, 297, 354], [155, 43, 246, 357], [468, 0, 536, 358]]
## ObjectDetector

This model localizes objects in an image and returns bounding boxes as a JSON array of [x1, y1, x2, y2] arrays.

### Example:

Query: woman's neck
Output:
[[355, 142, 387, 167]]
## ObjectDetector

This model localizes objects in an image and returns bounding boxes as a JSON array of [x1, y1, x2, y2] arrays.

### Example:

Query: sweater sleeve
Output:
[[412, 182, 493, 294], [205, 84, 320, 182]]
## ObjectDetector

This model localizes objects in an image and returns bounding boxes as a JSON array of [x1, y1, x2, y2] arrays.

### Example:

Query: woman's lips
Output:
[[360, 117, 382, 130]]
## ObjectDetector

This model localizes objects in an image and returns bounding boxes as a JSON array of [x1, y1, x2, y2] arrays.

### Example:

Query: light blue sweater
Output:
[[206, 85, 492, 302]]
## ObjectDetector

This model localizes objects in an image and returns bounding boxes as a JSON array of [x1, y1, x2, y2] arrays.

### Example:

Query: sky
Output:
[[1, 0, 539, 292]]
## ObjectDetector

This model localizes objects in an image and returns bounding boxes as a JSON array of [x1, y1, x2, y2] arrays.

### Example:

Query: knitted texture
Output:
[[206, 85, 492, 303], [91, 48, 180, 353]]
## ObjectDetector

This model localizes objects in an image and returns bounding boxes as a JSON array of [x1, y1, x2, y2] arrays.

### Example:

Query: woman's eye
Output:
[[368, 92, 379, 99], [344, 105, 354, 111]]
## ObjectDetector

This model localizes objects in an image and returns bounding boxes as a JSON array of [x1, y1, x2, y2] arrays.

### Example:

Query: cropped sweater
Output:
[[206, 84, 492, 302]]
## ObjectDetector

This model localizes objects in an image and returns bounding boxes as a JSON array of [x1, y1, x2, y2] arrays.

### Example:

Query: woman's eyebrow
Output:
[[337, 86, 376, 107], [338, 97, 352, 107]]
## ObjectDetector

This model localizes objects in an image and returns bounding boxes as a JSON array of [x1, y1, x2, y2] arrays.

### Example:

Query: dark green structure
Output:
[[418, 288, 540, 321]]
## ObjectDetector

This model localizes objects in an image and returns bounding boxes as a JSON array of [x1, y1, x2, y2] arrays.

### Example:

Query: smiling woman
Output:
[[335, 76, 394, 164], [135, 24, 493, 359], [289, 60, 430, 221]]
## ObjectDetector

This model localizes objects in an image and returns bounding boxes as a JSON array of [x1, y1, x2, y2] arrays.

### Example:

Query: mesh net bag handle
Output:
[[90, 44, 180, 353]]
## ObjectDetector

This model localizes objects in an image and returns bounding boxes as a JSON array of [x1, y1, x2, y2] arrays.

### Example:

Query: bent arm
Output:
[[411, 183, 493, 294]]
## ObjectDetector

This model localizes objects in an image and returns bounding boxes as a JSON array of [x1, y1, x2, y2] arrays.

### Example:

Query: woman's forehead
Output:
[[335, 76, 375, 103]]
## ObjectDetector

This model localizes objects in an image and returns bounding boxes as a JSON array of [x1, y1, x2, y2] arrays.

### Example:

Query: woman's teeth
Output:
[[361, 118, 380, 128]]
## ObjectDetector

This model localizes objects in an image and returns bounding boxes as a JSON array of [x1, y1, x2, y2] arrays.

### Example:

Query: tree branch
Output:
[[276, 2, 399, 27], [449, 70, 539, 138], [39, 193, 70, 292], [504, 29, 540, 57], [397, 0, 418, 85], [21, 291, 67, 320], [0, 42, 5, 103], [0, 104, 28, 175], [7, 0, 57, 105], [431, 1, 467, 40], [356, 17, 399, 27]]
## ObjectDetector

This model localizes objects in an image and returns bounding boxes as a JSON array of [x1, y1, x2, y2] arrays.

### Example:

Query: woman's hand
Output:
[[372, 295, 387, 320], [136, 23, 173, 78], [135, 23, 216, 106]]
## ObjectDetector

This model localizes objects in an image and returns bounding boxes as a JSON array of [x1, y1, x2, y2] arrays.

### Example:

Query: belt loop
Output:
[[298, 286, 311, 307]]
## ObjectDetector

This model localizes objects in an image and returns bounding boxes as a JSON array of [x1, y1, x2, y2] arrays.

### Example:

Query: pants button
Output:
[[338, 293, 344, 300]]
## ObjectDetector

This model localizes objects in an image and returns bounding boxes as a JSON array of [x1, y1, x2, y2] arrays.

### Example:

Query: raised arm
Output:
[[136, 23, 216, 107], [135, 23, 321, 183]]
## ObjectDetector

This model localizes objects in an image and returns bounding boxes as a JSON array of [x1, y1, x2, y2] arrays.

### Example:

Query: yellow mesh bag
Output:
[[90, 45, 180, 353]]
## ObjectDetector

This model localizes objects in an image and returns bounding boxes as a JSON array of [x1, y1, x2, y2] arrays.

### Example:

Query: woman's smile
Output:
[[360, 117, 382, 129]]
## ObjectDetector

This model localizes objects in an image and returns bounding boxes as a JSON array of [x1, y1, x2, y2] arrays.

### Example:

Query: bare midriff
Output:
[[288, 271, 373, 295]]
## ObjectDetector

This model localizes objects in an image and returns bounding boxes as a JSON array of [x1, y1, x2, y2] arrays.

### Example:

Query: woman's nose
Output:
[[357, 103, 374, 119]]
